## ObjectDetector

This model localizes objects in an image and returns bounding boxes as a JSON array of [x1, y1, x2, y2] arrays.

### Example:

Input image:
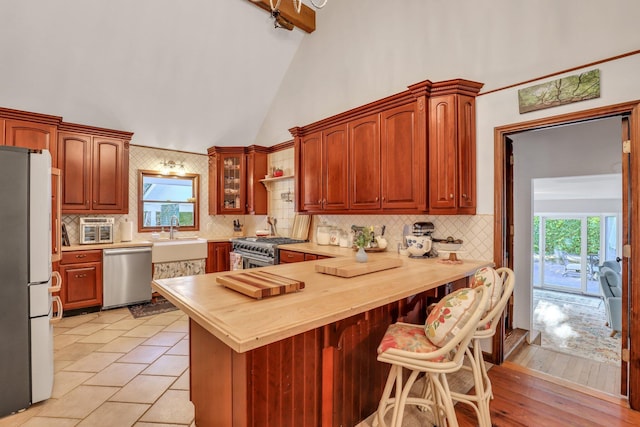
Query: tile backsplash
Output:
[[62, 145, 267, 244], [62, 144, 493, 262], [312, 214, 493, 261]]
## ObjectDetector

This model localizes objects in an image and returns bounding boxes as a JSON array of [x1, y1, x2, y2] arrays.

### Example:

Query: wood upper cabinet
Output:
[[245, 146, 268, 215], [428, 83, 481, 214], [381, 102, 426, 211], [4, 119, 58, 164], [349, 114, 381, 210], [298, 131, 323, 211], [208, 146, 267, 215], [292, 78, 481, 215], [457, 95, 477, 211], [0, 108, 62, 166], [92, 137, 129, 211], [57, 123, 132, 214], [295, 125, 349, 212], [322, 124, 349, 211], [58, 132, 91, 211]]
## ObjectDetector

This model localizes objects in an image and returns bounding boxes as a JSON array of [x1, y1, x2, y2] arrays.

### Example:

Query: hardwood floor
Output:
[[455, 362, 640, 426], [509, 342, 621, 396]]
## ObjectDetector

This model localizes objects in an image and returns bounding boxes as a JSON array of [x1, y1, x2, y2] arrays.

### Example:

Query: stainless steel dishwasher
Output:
[[103, 247, 152, 309]]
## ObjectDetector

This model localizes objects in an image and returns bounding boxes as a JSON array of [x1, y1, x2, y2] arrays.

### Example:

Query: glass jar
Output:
[[329, 227, 340, 246], [339, 230, 350, 248], [316, 225, 331, 245]]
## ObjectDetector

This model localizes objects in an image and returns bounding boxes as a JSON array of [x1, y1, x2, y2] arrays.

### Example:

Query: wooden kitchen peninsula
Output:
[[152, 251, 491, 427]]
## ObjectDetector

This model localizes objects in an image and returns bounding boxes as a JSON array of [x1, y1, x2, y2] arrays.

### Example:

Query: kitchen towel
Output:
[[121, 220, 133, 242]]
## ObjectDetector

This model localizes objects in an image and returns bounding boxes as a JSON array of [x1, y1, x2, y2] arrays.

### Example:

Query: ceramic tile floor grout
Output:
[[0, 307, 196, 427]]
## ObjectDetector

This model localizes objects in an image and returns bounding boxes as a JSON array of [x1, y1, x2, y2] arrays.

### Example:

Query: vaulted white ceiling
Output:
[[3, 1, 640, 154], [1, 0, 304, 152]]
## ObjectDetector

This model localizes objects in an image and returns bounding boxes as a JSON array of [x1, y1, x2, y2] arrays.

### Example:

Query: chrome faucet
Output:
[[169, 215, 180, 239]]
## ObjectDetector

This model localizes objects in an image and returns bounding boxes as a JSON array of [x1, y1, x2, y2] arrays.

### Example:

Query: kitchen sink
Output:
[[152, 237, 208, 263]]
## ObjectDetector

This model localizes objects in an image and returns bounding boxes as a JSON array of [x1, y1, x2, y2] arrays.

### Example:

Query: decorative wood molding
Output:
[[0, 107, 62, 125], [430, 79, 484, 96], [131, 143, 207, 156], [247, 0, 316, 33], [269, 139, 294, 152], [289, 79, 439, 136], [58, 121, 133, 140], [480, 49, 640, 96]]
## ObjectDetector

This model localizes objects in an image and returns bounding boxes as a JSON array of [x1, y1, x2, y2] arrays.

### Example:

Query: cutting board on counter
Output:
[[217, 271, 305, 299], [315, 257, 403, 278]]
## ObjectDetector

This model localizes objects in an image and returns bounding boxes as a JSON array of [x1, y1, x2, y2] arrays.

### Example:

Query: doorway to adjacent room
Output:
[[493, 101, 640, 406]]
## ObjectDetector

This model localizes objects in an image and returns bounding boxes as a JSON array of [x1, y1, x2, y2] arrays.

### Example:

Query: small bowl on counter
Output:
[[433, 237, 463, 252]]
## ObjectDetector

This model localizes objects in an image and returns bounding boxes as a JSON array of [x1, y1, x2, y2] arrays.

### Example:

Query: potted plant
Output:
[[353, 226, 373, 263]]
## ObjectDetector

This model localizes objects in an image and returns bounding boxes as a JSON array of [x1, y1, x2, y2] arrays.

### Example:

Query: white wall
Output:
[[255, 0, 640, 146]]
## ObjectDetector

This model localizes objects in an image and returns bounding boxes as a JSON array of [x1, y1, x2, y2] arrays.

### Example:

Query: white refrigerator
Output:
[[0, 146, 61, 417]]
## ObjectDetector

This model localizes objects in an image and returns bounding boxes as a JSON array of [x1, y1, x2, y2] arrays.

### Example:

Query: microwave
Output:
[[79, 217, 114, 244]]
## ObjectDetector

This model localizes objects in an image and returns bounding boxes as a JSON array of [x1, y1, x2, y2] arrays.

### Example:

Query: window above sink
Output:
[[138, 170, 200, 232]]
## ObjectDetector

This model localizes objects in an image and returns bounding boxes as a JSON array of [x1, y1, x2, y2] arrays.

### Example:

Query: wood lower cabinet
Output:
[[58, 250, 103, 310], [205, 242, 231, 273], [279, 249, 330, 264], [57, 123, 132, 214], [188, 291, 451, 426], [279, 249, 305, 264]]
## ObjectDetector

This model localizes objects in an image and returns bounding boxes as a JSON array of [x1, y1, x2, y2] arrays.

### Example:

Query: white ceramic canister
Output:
[[316, 225, 331, 245]]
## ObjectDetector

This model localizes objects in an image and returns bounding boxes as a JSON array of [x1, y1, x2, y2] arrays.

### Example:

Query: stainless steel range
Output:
[[231, 237, 306, 269]]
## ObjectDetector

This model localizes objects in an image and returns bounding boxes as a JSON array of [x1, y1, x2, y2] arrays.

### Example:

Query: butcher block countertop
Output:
[[152, 249, 492, 353]]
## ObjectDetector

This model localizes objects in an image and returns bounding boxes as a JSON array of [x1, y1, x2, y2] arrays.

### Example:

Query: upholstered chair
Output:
[[374, 285, 489, 427], [449, 267, 515, 427], [599, 266, 622, 337]]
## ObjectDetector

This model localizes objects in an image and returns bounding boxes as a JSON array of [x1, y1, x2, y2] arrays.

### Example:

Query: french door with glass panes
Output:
[[533, 214, 619, 295]]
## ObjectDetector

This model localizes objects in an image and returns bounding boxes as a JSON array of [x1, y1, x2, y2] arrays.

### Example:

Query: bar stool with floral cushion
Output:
[[374, 285, 490, 427], [448, 266, 515, 427]]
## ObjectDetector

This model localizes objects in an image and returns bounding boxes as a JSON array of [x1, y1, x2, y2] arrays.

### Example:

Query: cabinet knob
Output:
[[449, 194, 454, 199], [462, 193, 467, 198], [375, 197, 379, 201], [76, 254, 87, 258]]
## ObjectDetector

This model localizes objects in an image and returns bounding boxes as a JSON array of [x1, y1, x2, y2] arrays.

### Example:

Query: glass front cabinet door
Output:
[[215, 151, 246, 214]]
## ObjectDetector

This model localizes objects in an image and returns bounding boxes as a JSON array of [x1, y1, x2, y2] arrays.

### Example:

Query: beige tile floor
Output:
[[0, 307, 195, 427]]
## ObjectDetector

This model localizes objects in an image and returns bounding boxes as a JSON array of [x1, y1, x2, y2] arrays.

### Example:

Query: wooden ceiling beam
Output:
[[248, 0, 316, 33]]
